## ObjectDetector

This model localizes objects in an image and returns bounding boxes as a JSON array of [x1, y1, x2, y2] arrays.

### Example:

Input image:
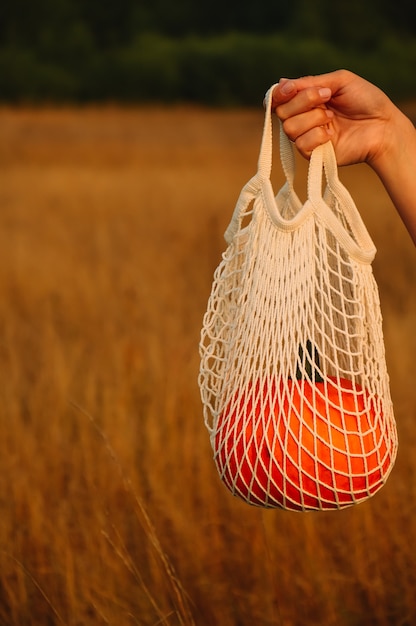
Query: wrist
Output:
[[369, 106, 416, 179], [367, 105, 416, 244]]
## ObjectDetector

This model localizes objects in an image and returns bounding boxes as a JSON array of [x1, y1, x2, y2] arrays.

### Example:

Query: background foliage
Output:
[[1, 0, 416, 104]]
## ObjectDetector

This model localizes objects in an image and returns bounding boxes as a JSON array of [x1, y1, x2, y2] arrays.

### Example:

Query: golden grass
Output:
[[0, 104, 415, 625]]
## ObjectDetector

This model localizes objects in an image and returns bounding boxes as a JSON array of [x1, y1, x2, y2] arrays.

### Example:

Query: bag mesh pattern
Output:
[[199, 85, 398, 511]]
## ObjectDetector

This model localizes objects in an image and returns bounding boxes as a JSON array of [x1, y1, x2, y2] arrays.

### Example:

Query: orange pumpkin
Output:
[[215, 376, 392, 511]]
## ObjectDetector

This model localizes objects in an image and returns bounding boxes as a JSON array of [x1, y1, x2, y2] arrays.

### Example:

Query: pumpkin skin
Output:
[[214, 378, 392, 511]]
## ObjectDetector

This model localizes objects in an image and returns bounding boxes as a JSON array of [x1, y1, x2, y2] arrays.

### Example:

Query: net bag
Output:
[[199, 84, 398, 512]]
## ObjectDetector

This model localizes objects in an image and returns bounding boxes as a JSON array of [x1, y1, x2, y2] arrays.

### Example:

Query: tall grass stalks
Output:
[[0, 104, 415, 625]]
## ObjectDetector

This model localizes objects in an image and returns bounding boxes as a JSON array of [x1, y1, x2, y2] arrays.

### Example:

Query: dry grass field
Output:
[[0, 104, 415, 626]]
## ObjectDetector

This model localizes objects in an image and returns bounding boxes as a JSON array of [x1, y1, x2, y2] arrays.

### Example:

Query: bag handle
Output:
[[308, 141, 376, 261], [263, 84, 377, 261], [226, 84, 376, 263], [225, 84, 302, 243]]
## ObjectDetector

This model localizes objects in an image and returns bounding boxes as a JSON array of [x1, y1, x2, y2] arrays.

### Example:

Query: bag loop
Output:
[[254, 84, 377, 262]]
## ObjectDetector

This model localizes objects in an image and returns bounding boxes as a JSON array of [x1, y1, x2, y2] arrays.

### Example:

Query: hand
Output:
[[271, 69, 399, 168], [271, 70, 416, 244]]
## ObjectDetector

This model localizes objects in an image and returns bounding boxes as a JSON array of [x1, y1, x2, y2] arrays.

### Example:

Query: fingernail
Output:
[[281, 80, 295, 95], [319, 87, 332, 99]]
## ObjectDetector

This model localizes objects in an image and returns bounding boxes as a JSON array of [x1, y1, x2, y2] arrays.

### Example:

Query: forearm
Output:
[[370, 109, 416, 245]]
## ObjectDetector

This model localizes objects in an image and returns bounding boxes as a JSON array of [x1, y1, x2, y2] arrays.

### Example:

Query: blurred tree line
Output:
[[1, 0, 416, 104]]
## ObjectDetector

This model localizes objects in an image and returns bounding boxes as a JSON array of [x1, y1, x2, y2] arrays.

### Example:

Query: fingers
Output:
[[289, 125, 334, 159], [271, 78, 297, 104], [271, 79, 335, 158], [272, 81, 332, 119], [282, 107, 334, 142], [272, 70, 353, 106]]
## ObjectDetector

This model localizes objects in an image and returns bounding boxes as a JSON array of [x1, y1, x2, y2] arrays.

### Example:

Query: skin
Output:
[[271, 69, 416, 245]]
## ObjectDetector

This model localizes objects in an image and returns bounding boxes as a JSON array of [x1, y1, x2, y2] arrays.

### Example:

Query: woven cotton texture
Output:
[[199, 84, 398, 512]]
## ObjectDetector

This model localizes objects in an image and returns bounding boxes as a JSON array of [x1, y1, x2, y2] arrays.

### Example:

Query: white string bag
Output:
[[199, 84, 398, 512]]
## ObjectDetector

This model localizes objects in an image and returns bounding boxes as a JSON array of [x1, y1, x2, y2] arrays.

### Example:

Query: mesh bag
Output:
[[199, 84, 398, 512]]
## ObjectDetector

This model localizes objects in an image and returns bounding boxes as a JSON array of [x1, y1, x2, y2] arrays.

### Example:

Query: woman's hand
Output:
[[271, 70, 416, 244], [271, 69, 399, 167]]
